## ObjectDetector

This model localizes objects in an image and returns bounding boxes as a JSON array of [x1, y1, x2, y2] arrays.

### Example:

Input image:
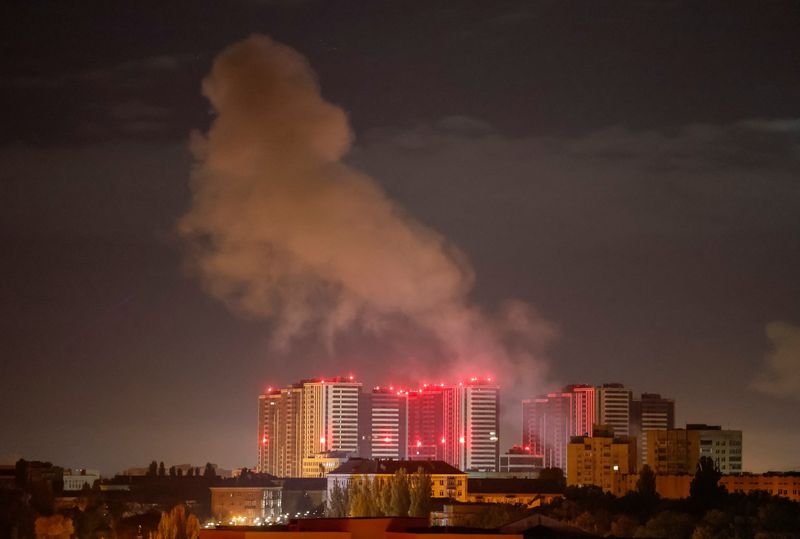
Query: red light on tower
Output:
[[459, 436, 465, 444], [262, 436, 267, 445], [384, 436, 391, 443], [320, 436, 326, 444], [440, 437, 446, 444], [416, 440, 422, 447]]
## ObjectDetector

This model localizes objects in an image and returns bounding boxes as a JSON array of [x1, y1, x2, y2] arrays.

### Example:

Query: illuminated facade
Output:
[[407, 386, 445, 461], [597, 383, 632, 437], [457, 379, 500, 472], [360, 387, 408, 460], [567, 429, 636, 492], [257, 377, 360, 477]]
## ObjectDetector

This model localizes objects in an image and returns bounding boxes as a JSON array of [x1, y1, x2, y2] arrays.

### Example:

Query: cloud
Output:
[[178, 35, 555, 393], [752, 322, 800, 399]]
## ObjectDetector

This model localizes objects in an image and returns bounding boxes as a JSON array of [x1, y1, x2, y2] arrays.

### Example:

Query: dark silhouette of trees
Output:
[[689, 457, 726, 509], [637, 464, 657, 500], [158, 462, 166, 477], [147, 461, 158, 477], [203, 463, 216, 479]]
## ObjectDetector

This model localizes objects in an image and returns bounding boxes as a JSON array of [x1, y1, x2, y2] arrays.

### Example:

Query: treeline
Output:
[[327, 469, 432, 518], [538, 459, 800, 538], [145, 461, 217, 479]]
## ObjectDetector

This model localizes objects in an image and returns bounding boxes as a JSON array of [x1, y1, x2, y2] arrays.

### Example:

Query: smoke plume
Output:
[[179, 35, 553, 392]]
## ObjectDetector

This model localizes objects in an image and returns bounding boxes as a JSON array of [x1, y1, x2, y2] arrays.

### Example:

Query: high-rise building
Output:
[[407, 385, 445, 461], [302, 377, 362, 458], [522, 392, 572, 471], [646, 424, 743, 475], [631, 393, 675, 468], [522, 384, 596, 473], [567, 384, 596, 437], [259, 376, 499, 475], [567, 427, 636, 493], [597, 383, 632, 437], [456, 379, 500, 472], [359, 387, 408, 460], [257, 377, 360, 477]]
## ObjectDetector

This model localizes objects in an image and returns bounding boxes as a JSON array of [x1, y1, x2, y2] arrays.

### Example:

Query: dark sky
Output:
[[1, 0, 799, 474]]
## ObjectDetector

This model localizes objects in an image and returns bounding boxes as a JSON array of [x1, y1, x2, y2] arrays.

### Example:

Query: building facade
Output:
[[567, 429, 636, 493], [631, 393, 675, 469], [210, 485, 282, 524], [326, 458, 468, 502], [360, 388, 408, 460], [596, 383, 632, 437], [646, 424, 743, 475]]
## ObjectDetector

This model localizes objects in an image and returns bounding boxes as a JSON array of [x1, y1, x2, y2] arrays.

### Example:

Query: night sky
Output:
[[2, 1, 799, 475]]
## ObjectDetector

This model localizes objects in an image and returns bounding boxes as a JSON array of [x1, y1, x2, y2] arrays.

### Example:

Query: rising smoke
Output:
[[179, 35, 554, 396]]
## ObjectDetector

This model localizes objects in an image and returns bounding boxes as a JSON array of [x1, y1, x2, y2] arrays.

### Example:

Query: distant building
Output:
[[257, 377, 360, 477], [498, 446, 544, 475], [300, 451, 351, 478], [63, 469, 101, 491], [359, 387, 408, 460], [407, 386, 445, 461], [567, 428, 637, 493], [465, 478, 563, 506], [631, 393, 675, 469], [210, 475, 282, 525], [522, 384, 594, 473], [326, 458, 467, 501], [646, 424, 742, 475], [596, 383, 632, 437]]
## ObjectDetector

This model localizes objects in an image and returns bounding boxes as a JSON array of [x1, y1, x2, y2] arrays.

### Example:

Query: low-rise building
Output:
[[326, 459, 467, 502], [63, 469, 101, 491], [210, 475, 282, 525], [498, 446, 543, 476], [567, 429, 636, 493], [301, 452, 351, 478], [465, 478, 563, 506], [647, 424, 742, 475]]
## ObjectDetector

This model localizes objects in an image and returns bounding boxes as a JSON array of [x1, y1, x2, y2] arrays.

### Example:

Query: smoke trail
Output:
[[179, 35, 554, 396]]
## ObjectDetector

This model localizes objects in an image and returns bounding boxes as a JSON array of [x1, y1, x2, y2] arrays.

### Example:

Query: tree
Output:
[[538, 467, 566, 489], [187, 467, 194, 477], [408, 469, 432, 518], [152, 504, 200, 539], [689, 457, 726, 509], [637, 465, 657, 499], [203, 463, 216, 479], [327, 479, 349, 517], [148, 461, 158, 477], [376, 477, 391, 517], [169, 466, 176, 478], [177, 468, 184, 477], [389, 470, 411, 517], [34, 515, 74, 539], [347, 476, 368, 517], [158, 462, 166, 477], [636, 511, 694, 539]]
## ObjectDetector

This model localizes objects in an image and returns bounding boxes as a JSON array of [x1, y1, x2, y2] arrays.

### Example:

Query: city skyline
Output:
[[2, 1, 799, 476]]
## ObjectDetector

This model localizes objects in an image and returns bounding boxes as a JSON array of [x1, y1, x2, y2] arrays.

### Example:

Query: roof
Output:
[[329, 458, 465, 476], [281, 477, 328, 490], [467, 478, 563, 495]]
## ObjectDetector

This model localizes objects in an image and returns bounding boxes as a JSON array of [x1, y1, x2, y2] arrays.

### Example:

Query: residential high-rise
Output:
[[631, 393, 675, 468], [522, 384, 596, 473], [407, 385, 445, 461], [359, 387, 408, 460], [597, 383, 632, 437], [257, 377, 360, 477], [456, 379, 500, 472], [302, 377, 362, 458], [646, 424, 743, 475], [522, 392, 572, 471]]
